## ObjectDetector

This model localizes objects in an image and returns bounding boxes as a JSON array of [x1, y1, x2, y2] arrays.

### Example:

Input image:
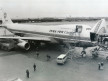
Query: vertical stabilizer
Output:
[[90, 19, 107, 41], [0, 8, 13, 24], [91, 19, 106, 34]]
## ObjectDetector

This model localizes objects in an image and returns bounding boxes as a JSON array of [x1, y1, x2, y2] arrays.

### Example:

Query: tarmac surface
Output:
[[0, 45, 108, 81]]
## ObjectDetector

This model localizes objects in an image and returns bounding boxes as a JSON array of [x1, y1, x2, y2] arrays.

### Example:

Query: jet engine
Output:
[[17, 39, 30, 50]]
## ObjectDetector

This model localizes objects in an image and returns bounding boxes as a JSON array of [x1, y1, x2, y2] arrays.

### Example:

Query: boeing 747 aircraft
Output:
[[0, 9, 107, 55]]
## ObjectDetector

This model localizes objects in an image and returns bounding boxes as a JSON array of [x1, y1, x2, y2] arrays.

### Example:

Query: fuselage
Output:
[[4, 23, 92, 41]]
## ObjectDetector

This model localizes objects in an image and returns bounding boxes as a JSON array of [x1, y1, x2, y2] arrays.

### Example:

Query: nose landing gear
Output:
[[81, 47, 87, 57]]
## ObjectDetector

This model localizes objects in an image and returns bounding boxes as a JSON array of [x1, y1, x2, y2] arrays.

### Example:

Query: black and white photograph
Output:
[[0, 0, 108, 81]]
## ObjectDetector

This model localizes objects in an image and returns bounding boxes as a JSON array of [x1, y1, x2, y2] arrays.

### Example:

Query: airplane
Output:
[[0, 9, 107, 55]]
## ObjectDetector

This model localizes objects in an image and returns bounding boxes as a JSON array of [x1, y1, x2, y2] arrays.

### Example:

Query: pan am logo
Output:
[[4, 12, 8, 22], [4, 12, 7, 19]]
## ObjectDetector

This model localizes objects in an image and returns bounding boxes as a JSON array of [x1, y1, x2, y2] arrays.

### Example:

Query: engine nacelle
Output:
[[17, 39, 30, 50]]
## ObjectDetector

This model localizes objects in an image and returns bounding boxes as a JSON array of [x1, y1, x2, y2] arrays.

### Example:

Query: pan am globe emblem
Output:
[[4, 12, 8, 22], [4, 12, 7, 19]]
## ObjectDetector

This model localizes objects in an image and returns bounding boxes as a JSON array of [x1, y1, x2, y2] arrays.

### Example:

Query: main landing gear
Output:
[[81, 47, 87, 57]]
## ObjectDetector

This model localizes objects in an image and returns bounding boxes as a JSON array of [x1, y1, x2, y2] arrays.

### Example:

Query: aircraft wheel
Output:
[[81, 51, 86, 57], [83, 54, 86, 57]]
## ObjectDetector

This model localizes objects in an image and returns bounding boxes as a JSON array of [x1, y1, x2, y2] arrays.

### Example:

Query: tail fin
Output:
[[90, 19, 107, 41], [0, 8, 13, 24], [91, 19, 107, 34]]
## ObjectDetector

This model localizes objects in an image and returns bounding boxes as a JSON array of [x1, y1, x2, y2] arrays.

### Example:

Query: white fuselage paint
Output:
[[4, 23, 92, 40]]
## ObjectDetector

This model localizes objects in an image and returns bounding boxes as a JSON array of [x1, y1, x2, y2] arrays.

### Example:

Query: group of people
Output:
[[36, 47, 51, 61], [26, 63, 36, 78], [98, 62, 104, 70], [36, 52, 51, 61], [26, 52, 51, 78]]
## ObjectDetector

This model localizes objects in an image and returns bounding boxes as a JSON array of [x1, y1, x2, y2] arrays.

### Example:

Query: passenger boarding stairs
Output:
[[97, 37, 108, 50], [98, 43, 108, 50], [64, 34, 77, 51], [64, 29, 81, 59]]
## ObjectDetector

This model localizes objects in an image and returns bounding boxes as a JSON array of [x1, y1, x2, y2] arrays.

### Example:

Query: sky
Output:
[[0, 0, 108, 18]]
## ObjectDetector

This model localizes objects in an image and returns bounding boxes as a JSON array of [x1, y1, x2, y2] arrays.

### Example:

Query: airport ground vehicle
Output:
[[56, 54, 67, 64]]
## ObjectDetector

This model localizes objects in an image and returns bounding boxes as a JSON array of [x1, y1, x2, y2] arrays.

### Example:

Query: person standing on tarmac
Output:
[[98, 63, 101, 70], [33, 63, 36, 71], [26, 69, 29, 78]]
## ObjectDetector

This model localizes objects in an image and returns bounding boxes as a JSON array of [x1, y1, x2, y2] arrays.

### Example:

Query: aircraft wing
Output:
[[0, 34, 96, 44], [0, 36, 51, 41]]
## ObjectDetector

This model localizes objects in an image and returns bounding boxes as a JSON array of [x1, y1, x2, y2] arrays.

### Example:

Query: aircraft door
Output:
[[90, 32, 97, 41], [76, 25, 82, 33]]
